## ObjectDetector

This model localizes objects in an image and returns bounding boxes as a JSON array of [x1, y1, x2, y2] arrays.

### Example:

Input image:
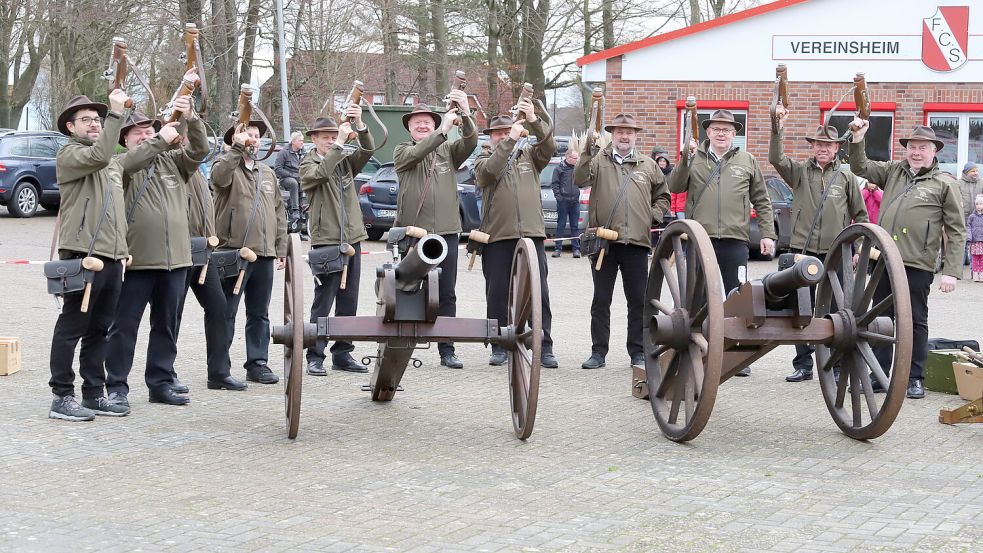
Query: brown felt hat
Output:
[[305, 117, 339, 136], [804, 126, 845, 144], [604, 113, 643, 133], [401, 104, 441, 131], [57, 95, 109, 136], [701, 109, 743, 133], [899, 125, 945, 151], [119, 112, 162, 147], [481, 115, 516, 135], [223, 119, 268, 146]]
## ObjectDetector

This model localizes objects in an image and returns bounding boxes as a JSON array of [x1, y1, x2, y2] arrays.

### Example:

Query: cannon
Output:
[[635, 220, 912, 442], [272, 231, 544, 440]]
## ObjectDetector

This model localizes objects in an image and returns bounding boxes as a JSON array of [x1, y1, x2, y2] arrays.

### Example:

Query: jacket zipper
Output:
[[78, 198, 90, 237]]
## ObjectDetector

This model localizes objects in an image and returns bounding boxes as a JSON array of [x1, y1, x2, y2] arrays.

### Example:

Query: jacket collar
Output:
[[603, 146, 640, 165], [699, 140, 738, 161], [903, 158, 939, 180]]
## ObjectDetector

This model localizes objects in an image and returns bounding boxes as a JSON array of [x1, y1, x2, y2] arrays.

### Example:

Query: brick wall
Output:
[[601, 55, 983, 169]]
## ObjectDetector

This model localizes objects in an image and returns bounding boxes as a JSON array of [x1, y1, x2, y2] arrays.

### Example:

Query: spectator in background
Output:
[[274, 131, 305, 233], [862, 179, 883, 224], [959, 162, 981, 265], [967, 194, 983, 282], [551, 148, 581, 257]]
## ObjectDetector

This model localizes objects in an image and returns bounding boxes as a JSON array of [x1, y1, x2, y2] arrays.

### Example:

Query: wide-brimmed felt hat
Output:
[[57, 95, 109, 136], [898, 125, 945, 151], [402, 104, 441, 131], [701, 109, 743, 133], [804, 126, 845, 144], [481, 115, 516, 135], [119, 112, 162, 147], [305, 117, 339, 136], [604, 113, 643, 133], [223, 119, 268, 146]]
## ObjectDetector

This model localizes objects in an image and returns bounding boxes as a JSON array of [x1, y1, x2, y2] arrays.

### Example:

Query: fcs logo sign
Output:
[[922, 6, 969, 72]]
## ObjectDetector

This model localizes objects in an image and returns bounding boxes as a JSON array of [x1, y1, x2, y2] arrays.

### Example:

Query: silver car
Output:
[[540, 157, 589, 243]]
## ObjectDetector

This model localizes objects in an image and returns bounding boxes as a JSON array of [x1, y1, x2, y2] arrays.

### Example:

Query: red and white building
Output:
[[577, 0, 983, 176]]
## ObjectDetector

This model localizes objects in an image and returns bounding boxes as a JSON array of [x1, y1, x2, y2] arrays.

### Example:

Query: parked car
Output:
[[538, 158, 588, 241], [0, 130, 68, 217], [748, 176, 794, 259]]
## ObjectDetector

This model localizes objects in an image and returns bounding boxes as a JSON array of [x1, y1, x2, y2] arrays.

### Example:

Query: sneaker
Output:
[[82, 396, 130, 417], [541, 353, 558, 368], [581, 353, 605, 370], [489, 351, 508, 366], [246, 363, 280, 384], [552, 249, 562, 258], [630, 353, 645, 367], [572, 250, 581, 259], [49, 395, 95, 422], [108, 391, 130, 409]]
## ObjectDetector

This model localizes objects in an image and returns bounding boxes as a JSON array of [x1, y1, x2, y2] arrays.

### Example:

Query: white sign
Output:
[[773, 36, 920, 61]]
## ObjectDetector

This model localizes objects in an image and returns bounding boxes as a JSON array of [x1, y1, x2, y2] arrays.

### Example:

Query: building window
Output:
[[677, 107, 748, 155], [372, 94, 385, 105], [925, 106, 983, 177], [333, 93, 346, 113], [820, 104, 895, 163], [403, 94, 418, 106]]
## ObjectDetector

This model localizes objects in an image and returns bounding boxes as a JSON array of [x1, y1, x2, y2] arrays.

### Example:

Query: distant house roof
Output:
[[575, 0, 812, 66]]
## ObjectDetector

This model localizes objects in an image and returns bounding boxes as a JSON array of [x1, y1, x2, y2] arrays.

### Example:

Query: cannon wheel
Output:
[[507, 238, 542, 440], [282, 234, 305, 439], [643, 220, 724, 442], [816, 223, 912, 440]]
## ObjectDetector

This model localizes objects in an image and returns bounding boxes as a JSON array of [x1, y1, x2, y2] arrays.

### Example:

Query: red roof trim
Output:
[[576, 0, 812, 67]]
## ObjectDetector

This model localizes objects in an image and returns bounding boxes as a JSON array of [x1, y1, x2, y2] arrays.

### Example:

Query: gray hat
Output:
[[964, 162, 979, 175]]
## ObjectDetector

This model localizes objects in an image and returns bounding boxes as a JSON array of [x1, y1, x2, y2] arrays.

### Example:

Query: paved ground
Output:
[[0, 210, 981, 552]]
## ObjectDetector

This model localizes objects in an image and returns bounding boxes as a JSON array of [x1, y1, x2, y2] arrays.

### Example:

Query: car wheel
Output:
[[366, 228, 385, 241], [8, 182, 39, 218]]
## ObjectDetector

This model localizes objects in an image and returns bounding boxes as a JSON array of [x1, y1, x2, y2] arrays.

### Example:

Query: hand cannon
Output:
[[271, 231, 544, 440], [635, 220, 912, 442]]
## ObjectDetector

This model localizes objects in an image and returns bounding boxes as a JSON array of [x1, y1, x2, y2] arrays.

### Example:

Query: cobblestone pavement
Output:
[[1, 212, 981, 552]]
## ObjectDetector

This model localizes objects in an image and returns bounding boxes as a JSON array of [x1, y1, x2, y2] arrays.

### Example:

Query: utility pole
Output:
[[275, 0, 291, 136]]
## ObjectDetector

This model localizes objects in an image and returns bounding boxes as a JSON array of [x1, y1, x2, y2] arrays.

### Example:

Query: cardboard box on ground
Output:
[[0, 337, 20, 376]]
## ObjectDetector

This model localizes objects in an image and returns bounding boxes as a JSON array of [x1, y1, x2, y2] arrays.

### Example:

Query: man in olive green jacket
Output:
[[474, 97, 558, 368], [671, 109, 775, 377], [574, 113, 670, 370], [175, 169, 247, 392], [301, 105, 374, 374], [211, 120, 288, 385], [104, 93, 211, 407], [849, 120, 965, 399], [770, 106, 868, 383], [393, 91, 477, 369], [48, 90, 133, 422]]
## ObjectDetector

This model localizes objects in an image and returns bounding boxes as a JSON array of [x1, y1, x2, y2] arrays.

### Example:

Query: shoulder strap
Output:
[[800, 164, 841, 254], [126, 161, 157, 224], [190, 172, 214, 237], [240, 168, 263, 248], [603, 164, 635, 229], [86, 176, 118, 257], [477, 139, 526, 232], [689, 155, 724, 212], [335, 164, 348, 245], [414, 152, 437, 220]]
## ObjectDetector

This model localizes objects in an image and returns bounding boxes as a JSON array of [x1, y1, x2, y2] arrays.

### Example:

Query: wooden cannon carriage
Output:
[[271, 231, 543, 440], [635, 220, 913, 441]]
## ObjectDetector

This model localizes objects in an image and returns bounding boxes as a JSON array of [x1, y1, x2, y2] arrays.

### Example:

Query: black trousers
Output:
[[223, 256, 274, 371], [711, 238, 748, 295], [793, 249, 823, 372], [554, 199, 581, 251], [590, 243, 648, 358], [177, 262, 232, 380], [105, 268, 189, 395], [482, 238, 553, 354], [436, 234, 459, 357], [873, 265, 932, 381], [307, 243, 360, 363], [48, 254, 123, 400]]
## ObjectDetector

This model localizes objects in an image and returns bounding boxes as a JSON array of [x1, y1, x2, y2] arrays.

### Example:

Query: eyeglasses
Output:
[[707, 127, 734, 135], [73, 116, 104, 126]]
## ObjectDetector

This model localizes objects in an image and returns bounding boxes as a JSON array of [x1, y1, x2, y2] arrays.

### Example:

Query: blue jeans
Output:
[[555, 198, 580, 251]]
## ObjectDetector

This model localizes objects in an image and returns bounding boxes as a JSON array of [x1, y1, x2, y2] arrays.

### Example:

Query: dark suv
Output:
[[0, 130, 67, 217]]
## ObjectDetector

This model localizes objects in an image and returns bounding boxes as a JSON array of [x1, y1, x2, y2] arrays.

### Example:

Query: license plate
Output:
[[376, 209, 397, 218], [543, 210, 557, 222]]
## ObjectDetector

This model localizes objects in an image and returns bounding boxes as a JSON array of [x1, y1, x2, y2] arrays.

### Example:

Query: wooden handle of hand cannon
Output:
[[233, 247, 258, 295], [345, 81, 365, 125], [405, 226, 427, 239], [166, 25, 201, 123], [777, 64, 790, 108], [467, 230, 490, 271], [235, 85, 257, 146], [197, 236, 220, 285], [686, 97, 699, 146], [585, 88, 604, 151], [960, 347, 983, 368], [108, 39, 134, 108], [853, 73, 871, 120], [450, 70, 467, 125], [339, 243, 356, 290], [513, 83, 535, 138], [594, 228, 619, 271], [80, 257, 105, 313]]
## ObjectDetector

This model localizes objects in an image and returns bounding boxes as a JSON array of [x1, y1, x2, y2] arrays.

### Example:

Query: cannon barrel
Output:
[[394, 234, 448, 292], [762, 255, 823, 302]]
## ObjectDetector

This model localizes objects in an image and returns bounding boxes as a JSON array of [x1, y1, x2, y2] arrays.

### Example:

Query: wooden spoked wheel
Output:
[[507, 238, 542, 440], [816, 223, 912, 440], [643, 220, 724, 442], [282, 234, 305, 439]]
